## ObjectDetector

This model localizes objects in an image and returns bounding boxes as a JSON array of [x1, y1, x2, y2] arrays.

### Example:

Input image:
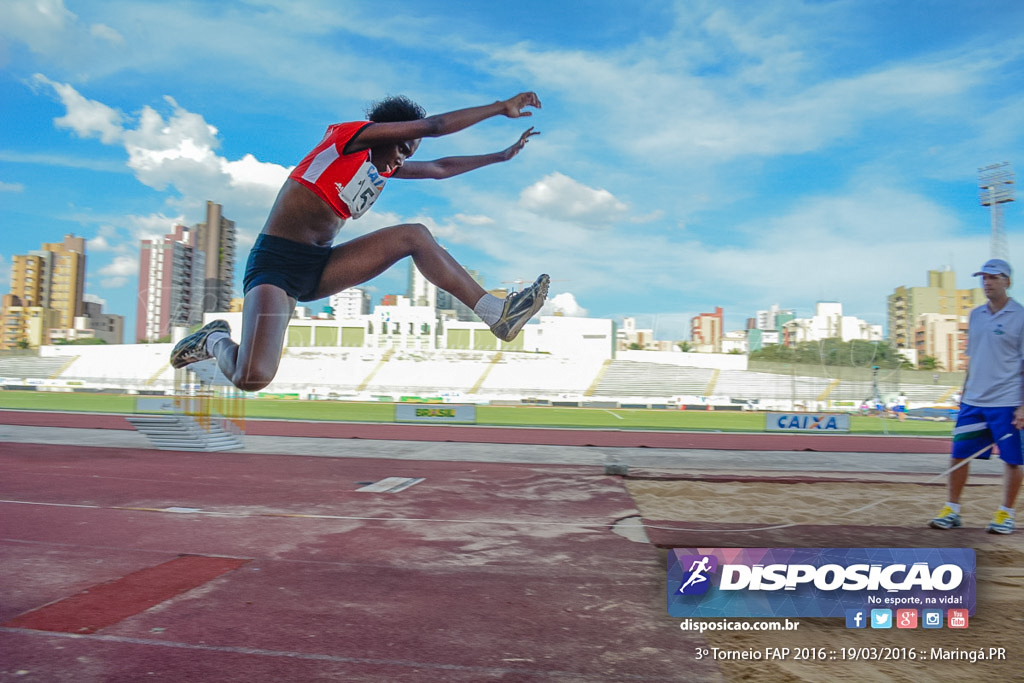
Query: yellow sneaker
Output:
[[987, 509, 1015, 535], [928, 505, 962, 530]]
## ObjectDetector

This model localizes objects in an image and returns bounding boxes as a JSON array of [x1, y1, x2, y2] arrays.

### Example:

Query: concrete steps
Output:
[[126, 413, 243, 451]]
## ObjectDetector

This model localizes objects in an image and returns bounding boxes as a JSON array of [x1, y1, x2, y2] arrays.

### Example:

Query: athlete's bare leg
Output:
[[209, 223, 500, 391], [947, 458, 969, 505], [1004, 463, 1023, 509], [313, 223, 486, 305], [212, 284, 296, 392]]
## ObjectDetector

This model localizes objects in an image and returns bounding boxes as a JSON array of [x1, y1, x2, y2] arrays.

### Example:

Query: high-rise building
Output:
[[9, 254, 46, 310], [755, 304, 796, 332], [136, 225, 205, 342], [329, 288, 371, 318], [195, 201, 236, 312], [407, 260, 438, 309], [2, 234, 86, 348], [47, 295, 125, 345], [781, 301, 882, 344], [914, 313, 968, 372], [43, 234, 87, 329], [0, 294, 62, 349], [888, 268, 984, 348], [616, 316, 658, 350], [691, 306, 724, 352], [436, 267, 485, 322]]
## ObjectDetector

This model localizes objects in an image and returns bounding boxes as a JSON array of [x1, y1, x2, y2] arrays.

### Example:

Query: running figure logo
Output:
[[676, 554, 718, 595]]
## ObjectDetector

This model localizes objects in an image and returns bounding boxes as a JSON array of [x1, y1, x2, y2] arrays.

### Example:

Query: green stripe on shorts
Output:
[[952, 428, 987, 442]]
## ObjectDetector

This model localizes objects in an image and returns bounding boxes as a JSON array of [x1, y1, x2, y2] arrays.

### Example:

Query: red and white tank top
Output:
[[289, 121, 396, 219]]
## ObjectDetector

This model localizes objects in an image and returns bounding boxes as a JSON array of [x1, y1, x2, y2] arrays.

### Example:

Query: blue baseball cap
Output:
[[973, 258, 1012, 278]]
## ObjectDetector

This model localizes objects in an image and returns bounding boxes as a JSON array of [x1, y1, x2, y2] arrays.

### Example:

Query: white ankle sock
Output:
[[999, 506, 1015, 517], [205, 331, 230, 355], [946, 502, 961, 513], [473, 293, 504, 326]]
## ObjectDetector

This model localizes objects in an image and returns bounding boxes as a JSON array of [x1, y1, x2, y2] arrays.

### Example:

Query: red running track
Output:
[[0, 440, 721, 682]]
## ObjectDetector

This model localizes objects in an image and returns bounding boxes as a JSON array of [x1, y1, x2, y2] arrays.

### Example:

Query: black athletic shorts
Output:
[[242, 234, 332, 302]]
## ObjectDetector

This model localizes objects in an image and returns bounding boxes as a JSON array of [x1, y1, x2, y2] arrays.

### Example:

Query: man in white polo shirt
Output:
[[930, 258, 1024, 534]]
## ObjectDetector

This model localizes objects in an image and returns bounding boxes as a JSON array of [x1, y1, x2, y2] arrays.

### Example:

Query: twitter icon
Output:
[[870, 609, 892, 629]]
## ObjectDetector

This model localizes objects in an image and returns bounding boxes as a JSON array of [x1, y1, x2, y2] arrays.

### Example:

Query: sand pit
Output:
[[626, 473, 1024, 682]]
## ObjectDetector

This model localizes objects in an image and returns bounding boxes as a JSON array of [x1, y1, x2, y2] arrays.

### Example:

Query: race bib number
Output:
[[337, 161, 386, 218]]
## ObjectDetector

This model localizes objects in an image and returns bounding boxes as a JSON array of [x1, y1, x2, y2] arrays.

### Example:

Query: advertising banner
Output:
[[668, 547, 975, 619], [394, 404, 477, 424], [766, 413, 851, 432]]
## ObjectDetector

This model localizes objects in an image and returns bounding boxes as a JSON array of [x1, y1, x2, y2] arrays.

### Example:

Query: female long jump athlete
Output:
[[170, 92, 549, 391]]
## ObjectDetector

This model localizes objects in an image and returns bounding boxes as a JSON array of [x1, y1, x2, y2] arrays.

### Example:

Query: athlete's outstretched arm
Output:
[[394, 127, 539, 180], [346, 92, 541, 154]]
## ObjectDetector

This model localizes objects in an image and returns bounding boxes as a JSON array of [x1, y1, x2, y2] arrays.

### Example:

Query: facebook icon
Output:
[[845, 609, 867, 629]]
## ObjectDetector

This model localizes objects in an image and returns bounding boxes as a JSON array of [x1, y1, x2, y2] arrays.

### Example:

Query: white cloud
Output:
[[126, 213, 185, 244], [87, 224, 130, 254], [89, 23, 123, 46], [484, 8, 1005, 170], [541, 292, 588, 317], [427, 168, 982, 331], [0, 1, 137, 75], [123, 97, 221, 185], [0, 1, 76, 58], [99, 254, 137, 277], [119, 96, 286, 233], [98, 254, 137, 289], [223, 153, 291, 190], [0, 181, 25, 192], [87, 234, 115, 252], [453, 213, 495, 226], [0, 150, 127, 173], [100, 277, 127, 289], [34, 78, 287, 241], [32, 73, 124, 144], [519, 172, 627, 224]]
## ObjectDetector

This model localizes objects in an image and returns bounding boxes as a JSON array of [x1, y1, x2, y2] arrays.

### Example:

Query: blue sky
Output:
[[2, 0, 1023, 342]]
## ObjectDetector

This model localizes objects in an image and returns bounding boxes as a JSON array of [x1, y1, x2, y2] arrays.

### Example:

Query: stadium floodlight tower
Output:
[[978, 162, 1015, 260]]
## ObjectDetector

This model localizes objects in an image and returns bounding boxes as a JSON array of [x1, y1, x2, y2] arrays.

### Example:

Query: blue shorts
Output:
[[243, 234, 332, 302], [951, 403, 1023, 465]]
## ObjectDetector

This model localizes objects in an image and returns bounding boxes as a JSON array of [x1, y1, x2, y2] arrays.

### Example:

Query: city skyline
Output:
[[2, 1, 1023, 341], [0, 223, 998, 347]]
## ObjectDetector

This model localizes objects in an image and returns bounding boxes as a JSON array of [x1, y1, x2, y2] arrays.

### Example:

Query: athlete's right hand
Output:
[[500, 92, 541, 118]]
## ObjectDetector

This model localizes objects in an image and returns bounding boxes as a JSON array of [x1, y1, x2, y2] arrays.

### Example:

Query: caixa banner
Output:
[[667, 548, 975, 618], [765, 413, 850, 432]]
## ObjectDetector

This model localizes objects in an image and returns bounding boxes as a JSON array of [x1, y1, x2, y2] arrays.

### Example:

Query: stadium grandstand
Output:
[[0, 344, 962, 414]]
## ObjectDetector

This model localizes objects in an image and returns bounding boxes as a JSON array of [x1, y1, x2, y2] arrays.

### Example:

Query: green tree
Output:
[[749, 339, 907, 369]]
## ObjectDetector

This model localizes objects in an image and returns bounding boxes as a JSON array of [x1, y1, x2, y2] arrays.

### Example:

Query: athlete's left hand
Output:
[[501, 127, 540, 160], [1014, 405, 1024, 429]]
